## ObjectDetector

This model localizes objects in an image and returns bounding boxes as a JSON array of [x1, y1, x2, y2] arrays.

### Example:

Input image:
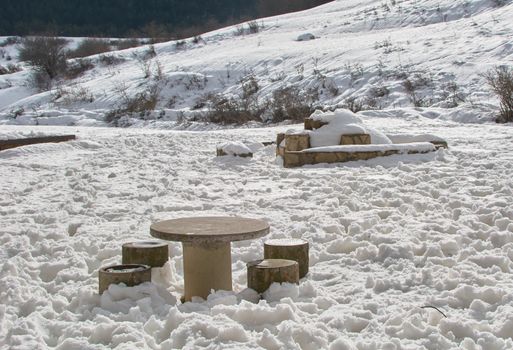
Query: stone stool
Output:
[[98, 264, 151, 294], [247, 259, 299, 294], [122, 241, 169, 267], [264, 238, 309, 278]]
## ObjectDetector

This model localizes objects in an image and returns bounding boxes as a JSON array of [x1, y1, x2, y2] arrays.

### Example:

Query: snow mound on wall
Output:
[[309, 109, 392, 147]]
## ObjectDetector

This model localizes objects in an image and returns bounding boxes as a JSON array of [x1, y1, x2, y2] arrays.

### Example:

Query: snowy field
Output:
[[2, 0, 513, 348], [1, 112, 513, 349]]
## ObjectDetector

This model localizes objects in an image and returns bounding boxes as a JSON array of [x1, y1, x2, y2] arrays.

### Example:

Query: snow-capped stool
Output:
[[98, 264, 151, 294], [247, 259, 299, 294], [216, 141, 253, 157], [122, 241, 169, 267], [264, 238, 309, 278]]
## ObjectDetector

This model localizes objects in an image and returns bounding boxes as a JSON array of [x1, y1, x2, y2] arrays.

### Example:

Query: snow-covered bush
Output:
[[296, 33, 315, 41], [484, 66, 513, 123], [0, 64, 21, 75]]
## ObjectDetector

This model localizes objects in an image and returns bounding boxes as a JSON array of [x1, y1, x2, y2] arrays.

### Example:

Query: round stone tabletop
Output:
[[150, 216, 270, 243]]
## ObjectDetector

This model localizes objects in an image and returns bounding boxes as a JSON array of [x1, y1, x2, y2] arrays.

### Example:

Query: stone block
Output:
[[285, 134, 310, 152], [340, 134, 371, 145]]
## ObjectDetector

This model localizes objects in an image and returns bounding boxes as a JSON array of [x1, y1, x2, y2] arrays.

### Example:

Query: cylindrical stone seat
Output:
[[98, 264, 151, 294], [122, 241, 169, 267], [247, 259, 299, 294], [264, 238, 309, 278]]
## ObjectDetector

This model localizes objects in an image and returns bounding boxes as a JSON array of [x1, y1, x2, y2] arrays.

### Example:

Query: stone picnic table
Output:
[[150, 216, 270, 301]]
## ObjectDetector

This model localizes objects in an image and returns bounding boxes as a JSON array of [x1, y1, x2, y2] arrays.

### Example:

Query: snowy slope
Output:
[[1, 0, 513, 126]]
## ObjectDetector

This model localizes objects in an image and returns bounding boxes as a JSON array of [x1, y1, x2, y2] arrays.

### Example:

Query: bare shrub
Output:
[[115, 38, 141, 50], [234, 21, 263, 36], [18, 36, 68, 80], [175, 40, 187, 50], [30, 71, 53, 91], [201, 93, 263, 125], [9, 107, 25, 119], [248, 20, 262, 34], [106, 84, 160, 125], [441, 81, 465, 107], [0, 64, 22, 75], [192, 36, 204, 44], [52, 85, 94, 104], [368, 85, 389, 98], [343, 96, 364, 113], [234, 25, 245, 36], [402, 72, 433, 107], [270, 86, 315, 122], [98, 54, 124, 66], [68, 39, 112, 58], [484, 66, 513, 123], [491, 0, 507, 7], [0, 36, 21, 47], [65, 59, 94, 79]]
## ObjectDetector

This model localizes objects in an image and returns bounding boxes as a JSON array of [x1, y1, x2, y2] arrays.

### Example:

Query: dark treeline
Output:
[[0, 0, 332, 38]]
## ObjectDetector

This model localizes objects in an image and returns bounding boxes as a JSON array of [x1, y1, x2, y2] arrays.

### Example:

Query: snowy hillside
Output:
[[1, 0, 513, 126]]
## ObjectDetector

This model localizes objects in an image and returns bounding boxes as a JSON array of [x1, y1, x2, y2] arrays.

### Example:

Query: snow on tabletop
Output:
[[303, 142, 436, 153], [308, 109, 393, 148]]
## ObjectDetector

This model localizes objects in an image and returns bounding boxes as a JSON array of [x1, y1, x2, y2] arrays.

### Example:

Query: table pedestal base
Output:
[[182, 242, 232, 301]]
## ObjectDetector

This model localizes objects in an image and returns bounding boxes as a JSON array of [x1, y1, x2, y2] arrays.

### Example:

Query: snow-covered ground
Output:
[[2, 0, 513, 349], [1, 112, 513, 349], [0, 0, 512, 126]]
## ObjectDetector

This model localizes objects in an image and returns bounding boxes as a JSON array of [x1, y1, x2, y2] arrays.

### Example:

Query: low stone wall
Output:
[[283, 149, 430, 168], [276, 131, 444, 168]]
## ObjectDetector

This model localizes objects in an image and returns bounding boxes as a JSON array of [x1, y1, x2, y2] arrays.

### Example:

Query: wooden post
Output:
[[122, 241, 169, 267], [247, 259, 299, 294], [264, 239, 309, 278], [99, 264, 151, 294]]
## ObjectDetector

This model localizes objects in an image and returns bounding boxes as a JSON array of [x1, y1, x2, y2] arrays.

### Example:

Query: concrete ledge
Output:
[[0, 135, 76, 151]]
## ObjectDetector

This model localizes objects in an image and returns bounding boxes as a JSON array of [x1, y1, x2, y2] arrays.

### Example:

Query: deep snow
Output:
[[2, 0, 513, 349], [1, 112, 513, 349]]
